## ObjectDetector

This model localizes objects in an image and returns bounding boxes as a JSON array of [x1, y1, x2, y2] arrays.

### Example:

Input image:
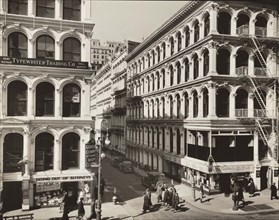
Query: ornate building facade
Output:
[[126, 0, 279, 194], [0, 0, 94, 211]]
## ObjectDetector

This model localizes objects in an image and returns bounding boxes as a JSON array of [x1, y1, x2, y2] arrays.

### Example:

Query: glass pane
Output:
[[72, 40, 80, 53], [37, 7, 45, 17], [64, 53, 72, 61], [63, 8, 72, 20], [64, 39, 72, 52], [37, 51, 45, 59], [19, 49, 27, 58], [64, 0, 72, 8], [45, 37, 54, 50], [37, 38, 46, 50], [72, 10, 80, 21], [37, 0, 46, 7], [73, 0, 81, 9], [19, 2, 28, 15], [18, 34, 27, 49], [46, 8, 54, 18], [46, 0, 55, 7]]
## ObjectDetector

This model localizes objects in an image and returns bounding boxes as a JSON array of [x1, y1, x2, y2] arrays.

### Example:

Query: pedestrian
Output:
[[271, 183, 278, 200], [156, 184, 163, 203], [167, 187, 173, 207], [59, 191, 66, 213], [243, 175, 249, 192], [172, 189, 180, 212], [163, 187, 170, 206], [237, 185, 245, 207], [89, 200, 97, 219], [200, 182, 204, 203], [62, 191, 69, 220], [100, 177, 106, 197], [142, 189, 152, 213], [248, 179, 255, 197], [77, 198, 85, 220]]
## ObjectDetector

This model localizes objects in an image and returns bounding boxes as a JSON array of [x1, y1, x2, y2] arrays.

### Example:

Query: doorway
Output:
[[260, 166, 268, 190], [62, 182, 78, 207], [3, 182, 22, 212]]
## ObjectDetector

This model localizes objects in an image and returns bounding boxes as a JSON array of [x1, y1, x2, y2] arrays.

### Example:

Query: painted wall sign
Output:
[[0, 56, 88, 69]]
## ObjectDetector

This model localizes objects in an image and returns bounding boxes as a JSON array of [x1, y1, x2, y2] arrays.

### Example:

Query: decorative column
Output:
[[158, 155, 163, 172], [27, 87, 34, 118], [55, 88, 62, 117], [208, 82, 217, 118], [208, 3, 218, 34], [199, 57, 203, 78], [249, 55, 255, 77], [229, 92, 236, 118], [55, 0, 62, 19], [54, 139, 60, 172], [248, 93, 254, 117], [250, 18, 256, 36], [208, 41, 217, 75], [188, 96, 193, 118], [198, 94, 203, 118], [27, 0, 34, 16], [231, 16, 238, 36], [230, 53, 237, 76], [28, 39, 34, 58]]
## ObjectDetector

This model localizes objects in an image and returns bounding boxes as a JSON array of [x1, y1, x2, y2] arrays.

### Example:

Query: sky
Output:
[[91, 1, 186, 43]]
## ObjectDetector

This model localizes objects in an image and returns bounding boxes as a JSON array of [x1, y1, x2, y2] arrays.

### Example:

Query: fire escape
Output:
[[237, 29, 278, 162]]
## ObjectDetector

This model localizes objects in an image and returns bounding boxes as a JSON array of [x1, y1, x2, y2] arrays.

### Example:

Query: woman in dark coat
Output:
[[142, 190, 152, 213], [77, 198, 85, 219], [62, 192, 69, 220], [248, 179, 255, 197], [163, 187, 170, 206]]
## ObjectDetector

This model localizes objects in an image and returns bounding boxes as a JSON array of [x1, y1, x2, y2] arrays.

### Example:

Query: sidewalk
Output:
[[173, 182, 279, 215]]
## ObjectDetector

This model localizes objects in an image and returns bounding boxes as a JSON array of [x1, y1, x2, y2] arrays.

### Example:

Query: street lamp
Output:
[[96, 133, 110, 220]]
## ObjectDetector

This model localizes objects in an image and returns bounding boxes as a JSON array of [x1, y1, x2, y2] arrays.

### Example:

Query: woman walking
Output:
[[77, 198, 85, 220], [237, 185, 245, 207]]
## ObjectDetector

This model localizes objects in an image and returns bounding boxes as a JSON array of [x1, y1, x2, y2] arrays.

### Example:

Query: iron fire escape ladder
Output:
[[255, 119, 269, 146]]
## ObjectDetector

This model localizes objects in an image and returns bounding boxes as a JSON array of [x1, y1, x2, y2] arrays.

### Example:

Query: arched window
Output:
[[176, 128, 181, 155], [63, 0, 81, 21], [3, 133, 23, 173], [203, 50, 209, 76], [237, 14, 250, 35], [184, 93, 189, 118], [151, 127, 155, 148], [194, 21, 200, 42], [35, 133, 54, 171], [157, 127, 160, 149], [152, 50, 155, 65], [162, 69, 166, 88], [235, 89, 248, 117], [193, 91, 199, 118], [8, 81, 27, 116], [236, 50, 249, 75], [156, 72, 160, 90], [62, 133, 80, 170], [193, 54, 199, 79], [162, 127, 165, 151], [169, 96, 173, 118], [156, 99, 160, 118], [8, 0, 27, 15], [36, 0, 55, 18], [254, 50, 266, 76], [177, 62, 181, 84], [217, 49, 230, 75], [63, 37, 81, 61], [204, 14, 210, 37], [63, 83, 81, 117], [255, 16, 267, 37], [170, 65, 174, 86], [216, 88, 230, 117], [36, 35, 55, 59], [142, 57, 145, 70], [147, 101, 150, 118], [162, 43, 166, 59], [203, 89, 209, 117], [147, 54, 150, 68], [157, 46, 161, 63], [176, 95, 181, 118], [170, 37, 174, 56], [184, 58, 189, 82], [177, 32, 182, 52], [8, 32, 27, 58], [147, 127, 150, 146], [170, 128, 173, 153], [141, 78, 145, 94], [36, 82, 54, 116], [147, 76, 150, 92], [218, 12, 231, 34], [151, 100, 154, 118], [151, 75, 155, 91], [162, 98, 165, 118], [185, 26, 190, 47]]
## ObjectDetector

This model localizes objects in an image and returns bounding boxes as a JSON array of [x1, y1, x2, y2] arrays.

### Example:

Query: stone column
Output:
[[209, 3, 218, 34], [208, 42, 217, 75], [231, 16, 238, 36], [28, 0, 34, 16], [230, 54, 237, 76], [248, 93, 254, 117], [249, 55, 255, 76], [208, 82, 217, 118], [55, 0, 62, 19], [198, 94, 203, 118], [188, 96, 193, 118], [229, 93, 236, 118], [27, 87, 34, 118], [153, 155, 158, 170], [54, 139, 60, 172], [55, 88, 61, 117]]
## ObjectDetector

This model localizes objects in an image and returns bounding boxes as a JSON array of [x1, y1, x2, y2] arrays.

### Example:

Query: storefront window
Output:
[[3, 133, 23, 173], [62, 133, 80, 170]]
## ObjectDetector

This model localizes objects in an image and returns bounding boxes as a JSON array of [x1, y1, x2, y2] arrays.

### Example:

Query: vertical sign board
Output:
[[85, 143, 98, 170]]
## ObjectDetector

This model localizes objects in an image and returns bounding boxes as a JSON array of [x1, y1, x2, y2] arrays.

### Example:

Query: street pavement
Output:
[[3, 157, 279, 220]]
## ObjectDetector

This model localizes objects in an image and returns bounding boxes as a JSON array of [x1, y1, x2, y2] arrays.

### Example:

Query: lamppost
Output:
[[95, 133, 110, 220]]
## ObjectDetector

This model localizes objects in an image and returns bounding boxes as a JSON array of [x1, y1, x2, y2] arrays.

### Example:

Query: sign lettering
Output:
[[34, 175, 92, 182]]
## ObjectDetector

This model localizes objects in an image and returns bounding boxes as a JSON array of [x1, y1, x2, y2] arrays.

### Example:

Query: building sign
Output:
[[0, 56, 88, 69], [274, 169, 278, 177], [36, 182, 61, 193], [85, 143, 98, 170], [34, 175, 92, 183]]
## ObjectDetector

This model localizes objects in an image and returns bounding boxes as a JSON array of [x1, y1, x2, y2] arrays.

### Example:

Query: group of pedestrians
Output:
[[142, 182, 181, 213]]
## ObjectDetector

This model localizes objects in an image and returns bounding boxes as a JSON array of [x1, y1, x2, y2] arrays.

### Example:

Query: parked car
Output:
[[119, 161, 134, 173], [111, 156, 124, 168], [141, 171, 165, 190]]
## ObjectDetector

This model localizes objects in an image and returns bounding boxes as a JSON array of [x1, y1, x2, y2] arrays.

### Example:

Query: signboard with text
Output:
[[34, 175, 93, 183], [0, 56, 88, 69], [85, 143, 98, 170]]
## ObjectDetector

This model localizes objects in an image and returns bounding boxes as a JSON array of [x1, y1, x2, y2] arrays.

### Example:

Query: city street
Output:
[[100, 157, 279, 220]]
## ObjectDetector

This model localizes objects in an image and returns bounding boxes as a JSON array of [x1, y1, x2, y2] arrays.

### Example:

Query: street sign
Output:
[[85, 143, 98, 170]]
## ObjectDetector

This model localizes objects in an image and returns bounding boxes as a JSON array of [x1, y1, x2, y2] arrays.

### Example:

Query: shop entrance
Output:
[[219, 174, 231, 194], [260, 166, 268, 190], [63, 182, 78, 206], [3, 182, 22, 212]]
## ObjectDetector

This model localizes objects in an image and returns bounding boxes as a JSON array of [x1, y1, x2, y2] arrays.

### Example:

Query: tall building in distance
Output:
[[0, 0, 94, 211], [125, 0, 279, 194]]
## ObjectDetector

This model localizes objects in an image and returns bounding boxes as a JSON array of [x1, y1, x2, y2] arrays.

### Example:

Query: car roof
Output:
[[148, 171, 164, 176]]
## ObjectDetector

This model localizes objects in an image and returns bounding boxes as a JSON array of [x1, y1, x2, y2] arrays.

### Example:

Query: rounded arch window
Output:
[[216, 88, 230, 117], [63, 83, 81, 117], [62, 132, 80, 170], [36, 82, 55, 116], [8, 80, 27, 116], [8, 32, 27, 58], [63, 37, 81, 61], [217, 49, 230, 75], [218, 12, 231, 34]]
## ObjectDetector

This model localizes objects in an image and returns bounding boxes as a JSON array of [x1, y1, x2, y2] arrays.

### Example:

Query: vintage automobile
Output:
[[119, 161, 134, 173], [111, 156, 124, 168], [141, 171, 165, 190]]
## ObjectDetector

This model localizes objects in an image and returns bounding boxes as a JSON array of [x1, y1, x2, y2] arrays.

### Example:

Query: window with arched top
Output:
[[162, 43, 166, 59], [169, 96, 173, 118], [176, 128, 181, 155], [152, 50, 155, 65], [63, 0, 81, 21], [218, 12, 231, 34], [36, 35, 55, 59], [177, 62, 181, 84], [151, 75, 155, 91], [184, 93, 189, 118], [185, 26, 190, 47], [193, 91, 198, 118], [63, 83, 81, 117], [176, 95, 181, 118], [235, 89, 248, 117], [162, 127, 165, 151], [203, 50, 209, 76], [147, 54, 150, 68], [184, 58, 190, 82], [236, 50, 249, 76], [177, 32, 182, 52], [63, 37, 81, 61], [216, 88, 230, 117], [237, 14, 250, 35], [203, 89, 209, 117], [157, 46, 161, 63], [204, 14, 210, 37], [8, 32, 28, 58], [255, 16, 267, 37], [147, 101, 150, 118], [217, 49, 230, 75], [35, 132, 54, 171], [193, 54, 199, 79], [170, 37, 175, 56], [62, 133, 80, 170], [156, 72, 160, 90], [151, 100, 154, 118], [156, 99, 160, 118], [147, 76, 150, 92], [162, 69, 166, 88], [8, 80, 27, 116], [3, 133, 23, 173], [194, 21, 200, 42], [170, 128, 173, 153], [170, 65, 174, 86], [162, 98, 165, 118], [36, 82, 54, 116]]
